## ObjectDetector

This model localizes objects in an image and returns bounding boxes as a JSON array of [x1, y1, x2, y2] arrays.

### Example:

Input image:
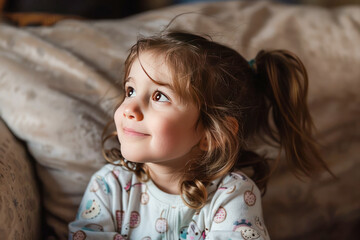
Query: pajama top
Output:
[[68, 163, 270, 240]]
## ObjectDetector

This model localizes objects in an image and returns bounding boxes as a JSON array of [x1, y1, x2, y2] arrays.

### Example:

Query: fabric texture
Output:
[[68, 163, 269, 240], [0, 118, 41, 240], [0, 0, 359, 239]]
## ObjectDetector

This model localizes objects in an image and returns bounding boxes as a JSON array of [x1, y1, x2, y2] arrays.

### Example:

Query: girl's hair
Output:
[[102, 31, 332, 209]]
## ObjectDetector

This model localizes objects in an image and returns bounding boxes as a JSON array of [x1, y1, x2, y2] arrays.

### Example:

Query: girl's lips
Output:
[[123, 127, 149, 137]]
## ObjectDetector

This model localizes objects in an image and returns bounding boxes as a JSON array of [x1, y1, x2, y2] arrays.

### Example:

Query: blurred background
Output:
[[1, 0, 360, 26]]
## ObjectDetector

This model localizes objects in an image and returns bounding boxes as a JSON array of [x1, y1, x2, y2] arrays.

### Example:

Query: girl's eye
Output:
[[152, 91, 170, 102], [126, 87, 136, 97]]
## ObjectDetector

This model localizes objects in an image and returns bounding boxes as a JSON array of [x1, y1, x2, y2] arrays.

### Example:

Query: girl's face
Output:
[[114, 51, 204, 169]]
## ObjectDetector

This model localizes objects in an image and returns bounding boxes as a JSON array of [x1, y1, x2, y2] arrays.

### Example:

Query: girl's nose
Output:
[[123, 103, 143, 121]]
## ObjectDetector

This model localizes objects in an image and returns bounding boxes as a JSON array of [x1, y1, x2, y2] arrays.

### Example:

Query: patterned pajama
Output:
[[68, 164, 270, 240]]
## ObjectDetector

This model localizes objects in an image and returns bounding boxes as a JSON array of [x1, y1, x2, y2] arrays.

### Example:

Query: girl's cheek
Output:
[[114, 107, 124, 130], [153, 117, 176, 134], [115, 103, 127, 120], [114, 106, 121, 120], [150, 118, 176, 141]]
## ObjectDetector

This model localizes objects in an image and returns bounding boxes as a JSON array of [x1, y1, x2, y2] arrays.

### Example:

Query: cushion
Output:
[[0, 1, 359, 239], [0, 118, 41, 239]]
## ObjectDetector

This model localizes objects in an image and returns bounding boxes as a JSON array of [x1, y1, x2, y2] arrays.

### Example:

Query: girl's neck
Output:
[[146, 163, 182, 195]]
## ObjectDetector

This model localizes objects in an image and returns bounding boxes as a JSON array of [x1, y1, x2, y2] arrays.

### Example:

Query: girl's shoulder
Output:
[[219, 171, 256, 188], [208, 170, 261, 204], [200, 171, 266, 237]]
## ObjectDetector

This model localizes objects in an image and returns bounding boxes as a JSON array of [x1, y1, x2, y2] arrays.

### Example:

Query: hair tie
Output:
[[248, 59, 255, 69]]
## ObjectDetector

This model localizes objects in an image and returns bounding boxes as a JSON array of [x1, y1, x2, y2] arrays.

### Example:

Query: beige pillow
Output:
[[0, 118, 41, 240]]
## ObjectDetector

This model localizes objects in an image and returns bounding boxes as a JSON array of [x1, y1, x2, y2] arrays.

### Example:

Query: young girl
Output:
[[68, 31, 331, 240]]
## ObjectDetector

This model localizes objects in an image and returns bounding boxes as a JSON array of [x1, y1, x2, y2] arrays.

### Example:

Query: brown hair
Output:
[[102, 31, 332, 209]]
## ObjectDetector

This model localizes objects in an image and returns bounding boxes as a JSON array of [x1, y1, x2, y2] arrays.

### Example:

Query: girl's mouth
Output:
[[123, 127, 150, 137]]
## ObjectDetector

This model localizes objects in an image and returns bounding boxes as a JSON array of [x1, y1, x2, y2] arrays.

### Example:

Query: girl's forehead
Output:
[[139, 50, 170, 71], [130, 51, 175, 86]]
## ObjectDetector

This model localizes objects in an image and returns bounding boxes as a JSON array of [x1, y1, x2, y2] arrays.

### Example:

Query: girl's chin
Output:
[[121, 152, 148, 163]]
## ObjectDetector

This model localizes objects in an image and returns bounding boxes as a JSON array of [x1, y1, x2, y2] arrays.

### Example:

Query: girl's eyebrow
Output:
[[124, 76, 174, 91], [124, 77, 133, 85], [153, 80, 174, 91]]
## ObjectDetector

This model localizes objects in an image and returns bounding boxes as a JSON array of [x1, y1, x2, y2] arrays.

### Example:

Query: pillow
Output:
[[0, 1, 359, 239], [0, 21, 123, 238], [0, 118, 41, 239]]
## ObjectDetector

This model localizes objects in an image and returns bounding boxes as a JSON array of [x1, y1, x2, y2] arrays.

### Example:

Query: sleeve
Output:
[[68, 165, 126, 240], [205, 174, 270, 240]]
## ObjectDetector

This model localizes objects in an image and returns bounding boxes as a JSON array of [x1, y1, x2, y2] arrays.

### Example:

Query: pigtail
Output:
[[252, 50, 332, 178]]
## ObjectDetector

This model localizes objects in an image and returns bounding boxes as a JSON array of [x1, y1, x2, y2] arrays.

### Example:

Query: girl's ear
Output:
[[198, 116, 238, 152], [226, 116, 239, 135], [199, 135, 209, 151]]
